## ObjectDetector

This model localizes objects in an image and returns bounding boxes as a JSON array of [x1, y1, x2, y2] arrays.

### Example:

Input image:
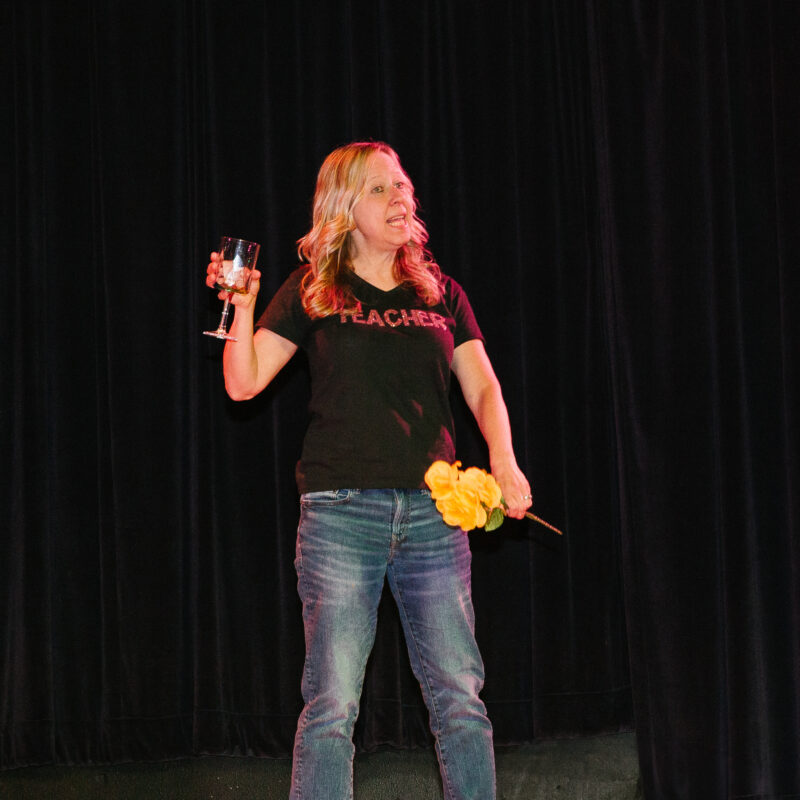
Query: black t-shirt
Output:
[[257, 266, 483, 493]]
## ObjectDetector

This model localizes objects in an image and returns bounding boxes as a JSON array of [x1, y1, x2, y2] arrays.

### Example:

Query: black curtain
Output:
[[3, 1, 798, 797], [588, 2, 800, 797]]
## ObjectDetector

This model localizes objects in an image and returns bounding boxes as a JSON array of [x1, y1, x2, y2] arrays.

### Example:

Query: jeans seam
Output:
[[293, 547, 308, 799], [390, 579, 455, 798]]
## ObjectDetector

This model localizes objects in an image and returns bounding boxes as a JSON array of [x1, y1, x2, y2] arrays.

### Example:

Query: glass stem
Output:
[[219, 297, 232, 332]]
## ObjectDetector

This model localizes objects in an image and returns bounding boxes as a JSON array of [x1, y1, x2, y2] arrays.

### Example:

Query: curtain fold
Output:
[[4, 1, 798, 797], [588, 1, 800, 796]]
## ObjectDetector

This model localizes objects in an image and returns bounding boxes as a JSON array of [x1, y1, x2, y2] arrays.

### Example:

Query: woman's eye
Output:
[[371, 185, 383, 193]]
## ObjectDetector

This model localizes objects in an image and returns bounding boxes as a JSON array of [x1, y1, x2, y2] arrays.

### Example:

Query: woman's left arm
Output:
[[451, 339, 532, 519]]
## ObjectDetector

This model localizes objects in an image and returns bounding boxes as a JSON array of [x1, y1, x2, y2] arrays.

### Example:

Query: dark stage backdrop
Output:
[[3, 1, 798, 798]]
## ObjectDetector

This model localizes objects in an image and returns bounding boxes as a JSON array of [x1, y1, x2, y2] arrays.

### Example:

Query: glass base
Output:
[[203, 329, 238, 341]]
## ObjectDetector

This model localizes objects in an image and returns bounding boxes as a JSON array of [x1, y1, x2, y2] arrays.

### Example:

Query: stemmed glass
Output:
[[203, 236, 260, 341]]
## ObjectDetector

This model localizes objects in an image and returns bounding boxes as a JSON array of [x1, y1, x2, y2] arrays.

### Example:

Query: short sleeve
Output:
[[256, 267, 311, 345], [443, 276, 484, 348]]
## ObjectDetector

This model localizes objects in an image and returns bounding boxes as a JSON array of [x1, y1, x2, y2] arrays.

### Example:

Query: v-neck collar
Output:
[[348, 270, 407, 303]]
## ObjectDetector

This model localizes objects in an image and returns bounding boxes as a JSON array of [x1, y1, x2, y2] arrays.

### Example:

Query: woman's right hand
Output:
[[206, 251, 262, 309]]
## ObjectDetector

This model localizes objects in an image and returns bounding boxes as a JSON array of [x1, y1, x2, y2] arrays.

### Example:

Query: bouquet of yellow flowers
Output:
[[424, 460, 505, 531], [424, 460, 563, 535]]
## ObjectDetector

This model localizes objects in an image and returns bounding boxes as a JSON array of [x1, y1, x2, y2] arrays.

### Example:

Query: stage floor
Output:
[[0, 731, 641, 799]]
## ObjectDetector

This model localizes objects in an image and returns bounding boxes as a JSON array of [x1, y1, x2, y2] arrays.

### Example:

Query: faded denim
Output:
[[290, 488, 495, 800]]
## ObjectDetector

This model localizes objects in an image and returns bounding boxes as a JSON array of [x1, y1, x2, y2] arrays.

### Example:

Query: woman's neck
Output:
[[351, 253, 398, 291]]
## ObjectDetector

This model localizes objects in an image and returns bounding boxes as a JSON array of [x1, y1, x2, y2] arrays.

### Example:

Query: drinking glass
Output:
[[203, 236, 260, 341]]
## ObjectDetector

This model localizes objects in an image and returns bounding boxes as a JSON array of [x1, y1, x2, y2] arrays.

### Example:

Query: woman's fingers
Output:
[[496, 469, 532, 519], [206, 252, 223, 288]]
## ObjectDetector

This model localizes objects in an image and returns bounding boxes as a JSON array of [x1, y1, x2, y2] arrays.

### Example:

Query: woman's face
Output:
[[350, 151, 414, 259]]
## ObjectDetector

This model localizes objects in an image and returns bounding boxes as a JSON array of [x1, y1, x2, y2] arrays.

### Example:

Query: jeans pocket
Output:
[[300, 489, 355, 507]]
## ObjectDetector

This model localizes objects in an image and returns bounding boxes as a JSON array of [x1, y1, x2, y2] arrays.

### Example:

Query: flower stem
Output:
[[525, 512, 563, 535]]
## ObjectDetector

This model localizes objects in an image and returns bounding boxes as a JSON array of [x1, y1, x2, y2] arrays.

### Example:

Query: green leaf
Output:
[[485, 506, 506, 532]]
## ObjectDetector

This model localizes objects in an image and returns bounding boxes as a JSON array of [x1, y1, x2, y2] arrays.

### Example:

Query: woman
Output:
[[206, 141, 532, 800]]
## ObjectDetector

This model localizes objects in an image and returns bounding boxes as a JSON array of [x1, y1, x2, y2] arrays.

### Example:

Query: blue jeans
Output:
[[290, 488, 495, 800]]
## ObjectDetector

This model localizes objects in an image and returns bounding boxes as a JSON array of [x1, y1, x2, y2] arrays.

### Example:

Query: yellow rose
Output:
[[483, 474, 503, 509], [424, 460, 461, 500], [426, 460, 508, 532], [460, 467, 503, 510], [436, 484, 487, 531]]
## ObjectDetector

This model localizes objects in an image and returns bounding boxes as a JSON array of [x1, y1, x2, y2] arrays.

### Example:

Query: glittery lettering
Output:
[[339, 307, 448, 330], [384, 309, 403, 327]]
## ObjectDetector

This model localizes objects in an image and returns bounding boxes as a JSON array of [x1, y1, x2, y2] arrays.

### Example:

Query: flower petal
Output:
[[424, 460, 460, 500]]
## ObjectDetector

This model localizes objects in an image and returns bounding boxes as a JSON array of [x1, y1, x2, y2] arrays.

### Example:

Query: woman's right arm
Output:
[[207, 253, 298, 401], [223, 325, 297, 401]]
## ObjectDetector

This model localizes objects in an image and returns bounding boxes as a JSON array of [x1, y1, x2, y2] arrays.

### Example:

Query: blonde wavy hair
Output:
[[297, 141, 442, 318]]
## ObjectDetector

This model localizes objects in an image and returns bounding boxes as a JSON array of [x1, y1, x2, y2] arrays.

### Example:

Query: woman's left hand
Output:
[[492, 459, 532, 520]]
